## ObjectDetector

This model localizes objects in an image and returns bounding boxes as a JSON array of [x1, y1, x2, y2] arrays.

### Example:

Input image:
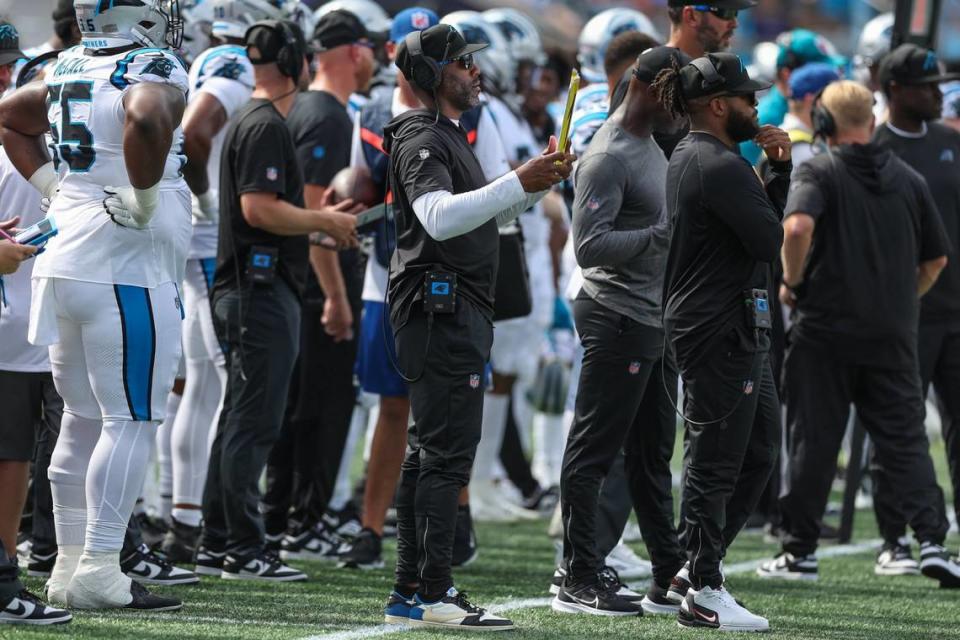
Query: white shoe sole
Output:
[[755, 568, 818, 581], [26, 569, 52, 578], [874, 565, 920, 576], [550, 596, 640, 617], [383, 615, 409, 625], [641, 597, 680, 615], [338, 558, 385, 570], [921, 558, 960, 586], [193, 565, 223, 576], [128, 573, 201, 586], [678, 620, 770, 632], [220, 571, 308, 582], [0, 613, 73, 626], [408, 618, 514, 631], [280, 550, 338, 562]]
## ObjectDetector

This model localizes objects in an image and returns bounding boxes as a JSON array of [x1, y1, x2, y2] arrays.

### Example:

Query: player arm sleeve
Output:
[[411, 171, 530, 242]]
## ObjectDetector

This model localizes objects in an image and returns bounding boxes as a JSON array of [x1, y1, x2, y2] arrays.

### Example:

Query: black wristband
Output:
[[769, 158, 793, 174]]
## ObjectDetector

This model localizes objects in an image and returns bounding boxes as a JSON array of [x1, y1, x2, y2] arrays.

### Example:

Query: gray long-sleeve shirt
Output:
[[572, 118, 671, 327]]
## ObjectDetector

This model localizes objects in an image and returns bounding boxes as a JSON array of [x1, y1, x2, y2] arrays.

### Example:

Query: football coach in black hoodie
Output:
[[757, 80, 960, 589], [380, 23, 574, 631]]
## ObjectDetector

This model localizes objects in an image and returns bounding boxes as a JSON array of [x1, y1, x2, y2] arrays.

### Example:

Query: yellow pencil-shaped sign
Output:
[[556, 68, 580, 159]]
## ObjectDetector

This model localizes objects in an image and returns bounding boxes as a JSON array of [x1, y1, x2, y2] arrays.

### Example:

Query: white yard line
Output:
[[300, 539, 882, 640]]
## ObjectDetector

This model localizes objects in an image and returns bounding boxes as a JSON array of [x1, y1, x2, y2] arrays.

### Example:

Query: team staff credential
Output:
[[382, 23, 573, 632], [653, 52, 792, 632]]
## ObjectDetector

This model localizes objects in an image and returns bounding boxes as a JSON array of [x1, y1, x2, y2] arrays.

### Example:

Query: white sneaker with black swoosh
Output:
[[0, 590, 72, 626], [677, 586, 769, 632], [221, 550, 307, 582], [121, 544, 199, 585], [919, 542, 960, 588]]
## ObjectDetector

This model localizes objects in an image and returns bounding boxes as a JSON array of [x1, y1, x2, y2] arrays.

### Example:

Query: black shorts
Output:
[[0, 370, 62, 461]]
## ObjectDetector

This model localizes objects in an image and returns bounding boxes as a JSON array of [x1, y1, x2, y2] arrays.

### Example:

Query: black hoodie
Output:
[[784, 143, 950, 369], [383, 109, 495, 327]]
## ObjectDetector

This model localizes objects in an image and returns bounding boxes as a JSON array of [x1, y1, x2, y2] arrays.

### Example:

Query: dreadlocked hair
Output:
[[651, 56, 687, 120]]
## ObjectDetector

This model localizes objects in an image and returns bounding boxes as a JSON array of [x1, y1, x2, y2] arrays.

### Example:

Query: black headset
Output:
[[691, 55, 725, 92], [247, 20, 304, 80], [403, 26, 456, 92], [811, 88, 836, 138]]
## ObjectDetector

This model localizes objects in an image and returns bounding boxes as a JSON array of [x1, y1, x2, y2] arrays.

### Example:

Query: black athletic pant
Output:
[[393, 300, 492, 598], [0, 540, 23, 606], [682, 329, 779, 590], [498, 395, 540, 499], [872, 323, 960, 545], [262, 298, 360, 535], [202, 280, 301, 555], [561, 296, 683, 586], [779, 341, 948, 557]]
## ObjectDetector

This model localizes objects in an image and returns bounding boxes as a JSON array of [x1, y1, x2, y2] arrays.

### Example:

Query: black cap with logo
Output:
[[633, 46, 692, 84], [0, 23, 24, 66], [878, 44, 960, 89], [311, 9, 368, 52], [395, 23, 488, 81], [680, 52, 771, 100]]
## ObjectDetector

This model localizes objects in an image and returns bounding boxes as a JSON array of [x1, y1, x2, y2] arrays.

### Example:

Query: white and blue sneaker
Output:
[[409, 587, 513, 631], [384, 591, 416, 624]]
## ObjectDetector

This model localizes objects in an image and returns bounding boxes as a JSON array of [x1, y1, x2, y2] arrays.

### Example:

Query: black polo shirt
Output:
[[286, 90, 362, 305], [784, 143, 950, 370], [663, 132, 789, 371], [213, 98, 307, 298], [383, 109, 494, 327], [873, 122, 960, 328]]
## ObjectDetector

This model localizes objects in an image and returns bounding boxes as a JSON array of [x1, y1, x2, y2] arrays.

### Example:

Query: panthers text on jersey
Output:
[[35, 45, 192, 289], [186, 44, 254, 260]]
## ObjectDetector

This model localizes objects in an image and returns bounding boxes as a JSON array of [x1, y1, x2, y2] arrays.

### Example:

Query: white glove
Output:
[[29, 162, 59, 201], [40, 195, 53, 214], [103, 184, 159, 229], [192, 190, 218, 225]]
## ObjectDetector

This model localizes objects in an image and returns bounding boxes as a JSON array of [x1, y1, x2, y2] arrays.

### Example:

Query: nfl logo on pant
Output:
[[628, 361, 640, 375], [469, 374, 481, 389]]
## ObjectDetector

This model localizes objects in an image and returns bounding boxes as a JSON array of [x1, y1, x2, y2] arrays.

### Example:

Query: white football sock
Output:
[[171, 359, 224, 516], [171, 506, 202, 527], [329, 403, 368, 512], [473, 392, 510, 484], [85, 420, 156, 553], [532, 413, 564, 487], [155, 390, 181, 522]]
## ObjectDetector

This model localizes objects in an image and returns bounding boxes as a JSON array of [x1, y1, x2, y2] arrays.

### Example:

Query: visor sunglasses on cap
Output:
[[439, 53, 474, 71], [692, 5, 739, 20]]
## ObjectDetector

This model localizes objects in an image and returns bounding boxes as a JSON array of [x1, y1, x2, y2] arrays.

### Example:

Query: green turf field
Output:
[[11, 441, 960, 639]]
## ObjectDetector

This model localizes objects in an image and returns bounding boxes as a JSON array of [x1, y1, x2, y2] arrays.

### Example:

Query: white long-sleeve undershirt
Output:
[[411, 171, 547, 242]]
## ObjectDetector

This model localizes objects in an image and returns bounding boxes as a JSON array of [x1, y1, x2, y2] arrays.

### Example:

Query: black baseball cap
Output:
[[395, 23, 488, 79], [633, 46, 692, 84], [244, 20, 306, 66], [667, 0, 758, 8], [878, 44, 960, 88], [312, 9, 369, 52], [680, 52, 770, 99], [0, 23, 24, 66]]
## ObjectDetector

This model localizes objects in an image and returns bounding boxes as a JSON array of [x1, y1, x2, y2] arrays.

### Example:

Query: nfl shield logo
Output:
[[418, 148, 430, 160], [587, 196, 600, 210], [411, 11, 430, 29], [628, 361, 640, 375], [266, 166, 278, 181], [469, 374, 481, 389], [743, 380, 754, 395]]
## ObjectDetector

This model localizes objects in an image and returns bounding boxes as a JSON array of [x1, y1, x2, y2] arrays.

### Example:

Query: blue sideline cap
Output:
[[788, 62, 840, 100], [390, 7, 439, 44]]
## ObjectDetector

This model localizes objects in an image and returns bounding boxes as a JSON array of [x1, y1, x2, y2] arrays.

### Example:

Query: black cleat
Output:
[[338, 528, 384, 570], [26, 550, 57, 578], [160, 517, 201, 565], [125, 581, 182, 612]]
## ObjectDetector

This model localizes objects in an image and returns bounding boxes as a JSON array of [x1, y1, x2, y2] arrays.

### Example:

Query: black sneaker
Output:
[[598, 566, 644, 603], [666, 562, 691, 604], [875, 542, 920, 576], [265, 532, 283, 553], [222, 550, 308, 582], [338, 528, 384, 570], [133, 512, 169, 549], [0, 589, 72, 625], [322, 504, 363, 539], [641, 581, 679, 616], [756, 552, 819, 581], [121, 544, 200, 585], [160, 518, 201, 565], [451, 505, 478, 567], [194, 544, 226, 577], [920, 542, 960, 588], [280, 524, 341, 561], [522, 485, 560, 513], [27, 550, 57, 578], [125, 581, 182, 611], [551, 576, 642, 617]]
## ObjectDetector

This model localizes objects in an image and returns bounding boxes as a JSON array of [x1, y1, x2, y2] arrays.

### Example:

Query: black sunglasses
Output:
[[440, 53, 475, 71], [692, 5, 739, 20]]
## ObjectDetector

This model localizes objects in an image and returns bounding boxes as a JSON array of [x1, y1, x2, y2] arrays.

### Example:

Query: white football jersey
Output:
[[35, 45, 192, 288], [569, 83, 609, 157], [186, 44, 254, 259]]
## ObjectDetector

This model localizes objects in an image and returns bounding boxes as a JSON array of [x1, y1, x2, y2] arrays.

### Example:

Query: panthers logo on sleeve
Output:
[[213, 60, 244, 81], [142, 55, 175, 79]]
